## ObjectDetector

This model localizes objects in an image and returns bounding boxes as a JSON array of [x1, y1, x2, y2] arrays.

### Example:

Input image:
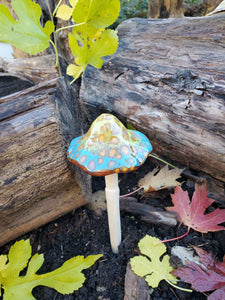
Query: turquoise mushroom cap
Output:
[[67, 114, 152, 176]]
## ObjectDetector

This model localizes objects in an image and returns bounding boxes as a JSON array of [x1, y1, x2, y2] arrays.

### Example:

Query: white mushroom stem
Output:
[[104, 173, 121, 254]]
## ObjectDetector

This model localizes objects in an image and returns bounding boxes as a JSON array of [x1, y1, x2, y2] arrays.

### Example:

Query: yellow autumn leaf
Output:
[[0, 255, 7, 272], [56, 0, 78, 20], [67, 64, 84, 80], [138, 165, 184, 192], [0, 254, 8, 289], [130, 235, 177, 288], [0, 239, 102, 299]]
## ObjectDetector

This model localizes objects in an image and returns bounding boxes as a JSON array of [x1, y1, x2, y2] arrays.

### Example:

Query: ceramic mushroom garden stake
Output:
[[67, 114, 152, 253]]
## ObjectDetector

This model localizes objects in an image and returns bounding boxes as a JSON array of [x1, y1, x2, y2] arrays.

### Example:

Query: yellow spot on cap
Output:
[[111, 137, 119, 144], [99, 149, 106, 157], [97, 158, 104, 165], [98, 134, 105, 142], [77, 144, 84, 151], [108, 148, 117, 158], [116, 153, 122, 159]]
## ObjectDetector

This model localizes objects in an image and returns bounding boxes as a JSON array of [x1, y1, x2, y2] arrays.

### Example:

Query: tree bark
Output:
[[184, 0, 222, 17], [148, 0, 184, 18], [124, 263, 150, 300], [120, 197, 177, 226], [80, 15, 225, 195], [0, 56, 91, 246]]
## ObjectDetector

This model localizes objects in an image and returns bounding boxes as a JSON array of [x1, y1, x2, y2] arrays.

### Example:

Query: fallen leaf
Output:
[[171, 246, 201, 267], [130, 235, 177, 288], [166, 185, 225, 233], [173, 246, 225, 300], [0, 239, 102, 299], [138, 165, 184, 192]]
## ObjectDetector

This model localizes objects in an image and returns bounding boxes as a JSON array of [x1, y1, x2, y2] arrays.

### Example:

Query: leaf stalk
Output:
[[148, 153, 176, 169], [55, 23, 86, 34], [158, 228, 190, 244], [120, 187, 143, 198], [52, 0, 63, 17], [50, 40, 59, 67], [165, 278, 192, 293]]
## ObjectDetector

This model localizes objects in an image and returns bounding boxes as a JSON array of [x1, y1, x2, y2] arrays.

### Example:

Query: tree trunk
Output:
[[184, 0, 222, 17], [0, 56, 91, 246], [148, 0, 184, 18], [80, 15, 225, 200]]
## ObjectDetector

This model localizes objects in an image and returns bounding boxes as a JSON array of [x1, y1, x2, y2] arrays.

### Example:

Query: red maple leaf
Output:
[[172, 246, 225, 300], [166, 185, 225, 233]]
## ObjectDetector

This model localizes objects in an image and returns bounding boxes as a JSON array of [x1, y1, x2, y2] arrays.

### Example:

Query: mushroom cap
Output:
[[67, 113, 152, 176]]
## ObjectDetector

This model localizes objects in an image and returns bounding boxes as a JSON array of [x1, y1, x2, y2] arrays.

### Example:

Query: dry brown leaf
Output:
[[138, 165, 184, 192]]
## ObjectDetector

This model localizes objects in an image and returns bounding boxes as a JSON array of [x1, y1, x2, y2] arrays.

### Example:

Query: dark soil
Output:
[[1, 160, 225, 300]]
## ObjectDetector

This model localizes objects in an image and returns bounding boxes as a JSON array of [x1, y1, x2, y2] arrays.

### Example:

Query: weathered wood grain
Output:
[[80, 15, 225, 189], [0, 77, 91, 246], [124, 263, 150, 300], [120, 197, 177, 226], [0, 55, 58, 85]]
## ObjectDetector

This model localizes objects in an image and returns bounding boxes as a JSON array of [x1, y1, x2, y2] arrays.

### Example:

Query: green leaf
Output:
[[67, 26, 118, 80], [126, 123, 137, 130], [87, 29, 118, 68], [72, 0, 120, 28], [130, 235, 177, 288], [63, 0, 120, 82], [1, 239, 102, 299], [0, 0, 54, 55]]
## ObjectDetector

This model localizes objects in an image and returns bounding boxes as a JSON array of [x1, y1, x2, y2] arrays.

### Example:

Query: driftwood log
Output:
[[80, 14, 225, 200], [0, 56, 91, 246]]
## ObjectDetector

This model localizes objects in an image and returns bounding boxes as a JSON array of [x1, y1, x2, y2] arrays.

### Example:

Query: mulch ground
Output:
[[1, 160, 225, 300]]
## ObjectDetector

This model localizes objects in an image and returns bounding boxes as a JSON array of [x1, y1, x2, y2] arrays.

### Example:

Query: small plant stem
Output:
[[52, 0, 63, 17], [69, 66, 86, 84], [165, 278, 192, 293], [148, 153, 176, 169], [105, 173, 121, 254], [55, 22, 86, 34], [50, 40, 59, 67], [158, 228, 190, 244], [120, 187, 143, 198]]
